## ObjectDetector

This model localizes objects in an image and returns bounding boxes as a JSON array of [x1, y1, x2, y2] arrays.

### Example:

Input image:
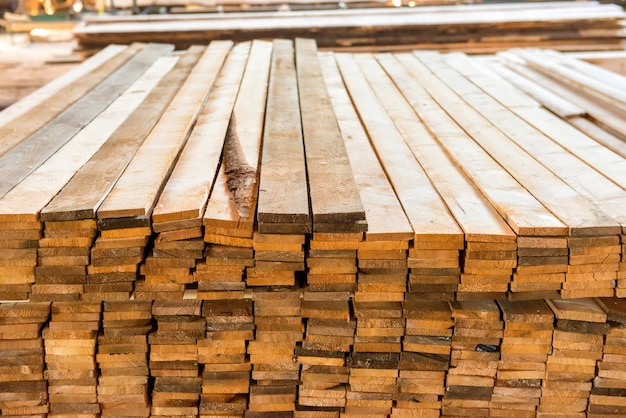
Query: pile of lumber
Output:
[[0, 36, 626, 415], [73, 1, 626, 53]]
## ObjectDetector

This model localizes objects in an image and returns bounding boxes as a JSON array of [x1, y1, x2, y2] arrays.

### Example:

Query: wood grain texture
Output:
[[295, 38, 365, 228], [257, 39, 311, 231]]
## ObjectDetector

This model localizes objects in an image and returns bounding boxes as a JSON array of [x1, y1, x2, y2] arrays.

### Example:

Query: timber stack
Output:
[[0, 36, 625, 416], [72, 1, 626, 53]]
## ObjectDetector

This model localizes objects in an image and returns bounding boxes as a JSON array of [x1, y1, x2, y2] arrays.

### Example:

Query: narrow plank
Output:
[[377, 52, 566, 237], [152, 41, 251, 225], [97, 41, 233, 221], [0, 55, 178, 224], [0, 43, 174, 199], [410, 51, 619, 237], [256, 39, 311, 231], [41, 49, 204, 223], [335, 52, 462, 242], [295, 38, 365, 227], [318, 52, 413, 242]]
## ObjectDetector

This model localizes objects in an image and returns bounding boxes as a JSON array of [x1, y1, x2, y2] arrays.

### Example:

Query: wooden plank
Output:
[[152, 41, 251, 226], [568, 117, 626, 160], [295, 38, 365, 228], [256, 39, 310, 232], [97, 41, 233, 221], [0, 43, 174, 199]]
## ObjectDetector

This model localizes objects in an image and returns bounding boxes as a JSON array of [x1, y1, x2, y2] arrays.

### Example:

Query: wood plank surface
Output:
[[0, 56, 177, 225], [377, 52, 567, 238], [295, 38, 365, 228], [202, 40, 272, 240], [256, 39, 310, 232], [318, 51, 413, 242]]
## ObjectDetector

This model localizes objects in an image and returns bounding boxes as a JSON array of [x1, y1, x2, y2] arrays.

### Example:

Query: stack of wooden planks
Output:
[[3, 298, 626, 415], [149, 300, 203, 417], [97, 301, 153, 418], [0, 35, 626, 416], [0, 302, 49, 417], [73, 1, 626, 53]]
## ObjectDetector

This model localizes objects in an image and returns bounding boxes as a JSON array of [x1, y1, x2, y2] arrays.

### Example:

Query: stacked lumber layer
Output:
[[476, 48, 626, 298], [149, 300, 203, 417], [5, 298, 626, 415], [444, 300, 502, 417], [542, 298, 608, 417], [43, 302, 101, 418], [591, 297, 626, 417], [493, 299, 553, 418], [199, 299, 253, 417], [73, 1, 626, 53], [0, 302, 50, 418]]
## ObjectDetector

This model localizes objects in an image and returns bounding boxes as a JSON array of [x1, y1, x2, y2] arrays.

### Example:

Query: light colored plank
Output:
[[97, 41, 233, 221], [256, 39, 310, 230], [335, 52, 462, 242], [152, 41, 251, 225], [568, 117, 626, 160], [0, 55, 178, 224], [412, 51, 619, 237], [354, 52, 515, 243], [546, 297, 607, 323], [318, 52, 413, 242], [377, 52, 566, 237], [40, 50, 201, 223], [295, 38, 365, 228]]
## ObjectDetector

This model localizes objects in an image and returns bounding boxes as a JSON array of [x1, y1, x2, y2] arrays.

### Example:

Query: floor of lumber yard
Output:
[[0, 32, 80, 110]]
